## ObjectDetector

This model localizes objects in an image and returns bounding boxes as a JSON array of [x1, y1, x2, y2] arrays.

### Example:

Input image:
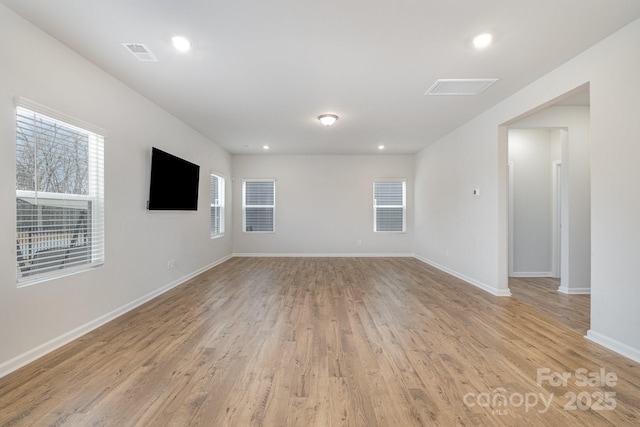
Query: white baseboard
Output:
[[510, 272, 553, 278], [232, 252, 414, 258], [0, 255, 233, 379], [558, 286, 591, 295], [586, 330, 640, 363], [413, 255, 511, 297]]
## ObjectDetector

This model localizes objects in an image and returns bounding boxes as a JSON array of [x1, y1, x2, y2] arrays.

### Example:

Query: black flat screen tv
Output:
[[148, 147, 200, 211]]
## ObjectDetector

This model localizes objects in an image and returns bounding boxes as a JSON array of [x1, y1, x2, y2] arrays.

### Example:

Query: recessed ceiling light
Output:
[[318, 114, 338, 126], [472, 33, 493, 49], [172, 36, 192, 52], [263, 145, 270, 150], [378, 145, 385, 150]]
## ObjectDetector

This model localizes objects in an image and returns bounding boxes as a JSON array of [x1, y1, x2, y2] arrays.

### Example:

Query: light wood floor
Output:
[[509, 277, 590, 335], [1, 257, 639, 426]]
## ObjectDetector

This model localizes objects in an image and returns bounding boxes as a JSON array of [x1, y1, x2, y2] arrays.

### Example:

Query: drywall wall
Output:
[[509, 129, 559, 276], [510, 107, 590, 294], [0, 5, 232, 376], [232, 154, 414, 255], [415, 18, 640, 360], [413, 114, 507, 295]]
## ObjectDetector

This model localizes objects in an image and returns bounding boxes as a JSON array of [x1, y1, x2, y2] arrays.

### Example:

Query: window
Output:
[[243, 180, 275, 232], [373, 180, 406, 232], [15, 98, 105, 284], [210, 173, 225, 237]]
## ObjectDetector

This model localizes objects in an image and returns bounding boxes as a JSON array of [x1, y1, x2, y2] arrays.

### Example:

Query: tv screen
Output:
[[148, 147, 200, 211]]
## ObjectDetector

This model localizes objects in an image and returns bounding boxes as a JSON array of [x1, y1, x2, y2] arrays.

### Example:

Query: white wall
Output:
[[415, 18, 640, 361], [232, 155, 414, 255], [509, 129, 558, 276], [413, 116, 507, 295], [0, 6, 233, 376], [2, 4, 639, 376], [510, 106, 591, 293]]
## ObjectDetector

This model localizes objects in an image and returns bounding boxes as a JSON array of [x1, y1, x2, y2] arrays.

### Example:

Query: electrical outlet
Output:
[[357, 240, 362, 246], [167, 259, 175, 269]]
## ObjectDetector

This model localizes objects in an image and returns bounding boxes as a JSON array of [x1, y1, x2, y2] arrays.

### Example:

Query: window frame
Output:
[[242, 179, 276, 233], [210, 173, 225, 238], [15, 98, 105, 286], [373, 179, 407, 233]]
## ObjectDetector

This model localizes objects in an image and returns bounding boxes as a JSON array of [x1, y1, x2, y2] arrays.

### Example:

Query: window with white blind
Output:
[[243, 180, 275, 233], [373, 180, 406, 232], [210, 174, 225, 238], [15, 98, 105, 285]]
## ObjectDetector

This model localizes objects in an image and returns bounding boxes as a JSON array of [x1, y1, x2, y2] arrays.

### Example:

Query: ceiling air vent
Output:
[[122, 43, 158, 62], [425, 78, 498, 96]]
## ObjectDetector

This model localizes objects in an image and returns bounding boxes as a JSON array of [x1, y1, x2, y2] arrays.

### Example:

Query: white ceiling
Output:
[[3, 0, 639, 155]]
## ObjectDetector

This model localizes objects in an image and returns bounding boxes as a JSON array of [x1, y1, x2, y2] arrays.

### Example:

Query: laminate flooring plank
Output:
[[1, 257, 639, 426], [509, 277, 590, 335]]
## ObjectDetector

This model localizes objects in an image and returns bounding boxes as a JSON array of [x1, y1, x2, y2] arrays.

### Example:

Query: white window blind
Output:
[[210, 174, 225, 237], [374, 180, 406, 232], [15, 100, 105, 284], [243, 180, 275, 232]]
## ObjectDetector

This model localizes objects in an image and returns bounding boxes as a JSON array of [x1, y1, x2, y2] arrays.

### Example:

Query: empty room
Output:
[[1, 1, 640, 426]]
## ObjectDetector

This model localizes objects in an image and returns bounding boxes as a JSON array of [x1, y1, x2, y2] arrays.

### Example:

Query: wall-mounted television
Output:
[[148, 147, 200, 211]]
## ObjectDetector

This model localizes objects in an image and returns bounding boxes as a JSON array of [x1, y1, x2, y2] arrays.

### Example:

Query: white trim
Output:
[[17, 262, 104, 289], [0, 255, 232, 379], [373, 180, 406, 233], [413, 254, 511, 297], [15, 96, 108, 137], [242, 179, 276, 233], [510, 272, 553, 278], [558, 286, 591, 295], [586, 330, 640, 363], [15, 104, 105, 284], [551, 161, 562, 278], [210, 173, 225, 238], [508, 162, 514, 276]]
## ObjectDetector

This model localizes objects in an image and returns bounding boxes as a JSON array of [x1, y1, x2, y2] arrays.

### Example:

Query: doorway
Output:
[[508, 128, 563, 279], [502, 84, 591, 333]]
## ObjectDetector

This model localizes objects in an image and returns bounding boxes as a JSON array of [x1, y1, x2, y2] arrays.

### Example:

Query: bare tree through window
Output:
[[15, 105, 104, 281]]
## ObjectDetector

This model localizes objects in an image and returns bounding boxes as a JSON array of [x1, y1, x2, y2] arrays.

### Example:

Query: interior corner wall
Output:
[[413, 118, 507, 296], [0, 5, 233, 376], [231, 154, 414, 256], [414, 18, 640, 361]]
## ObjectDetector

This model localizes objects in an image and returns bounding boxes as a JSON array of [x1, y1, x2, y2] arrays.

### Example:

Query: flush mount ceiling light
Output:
[[472, 33, 493, 49], [318, 114, 338, 126], [171, 36, 192, 52]]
